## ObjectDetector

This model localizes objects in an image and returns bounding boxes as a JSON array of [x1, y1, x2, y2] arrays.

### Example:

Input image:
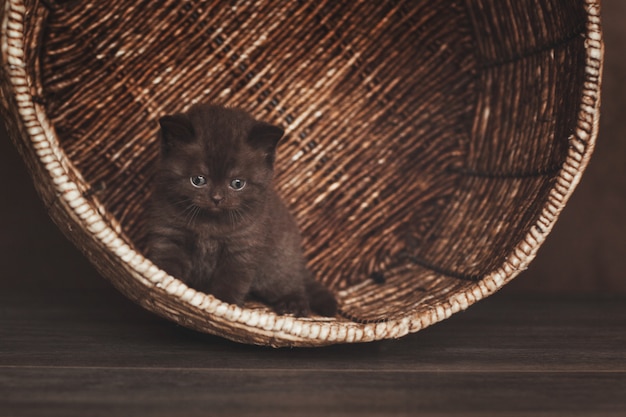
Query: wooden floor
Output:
[[1, 287, 625, 416]]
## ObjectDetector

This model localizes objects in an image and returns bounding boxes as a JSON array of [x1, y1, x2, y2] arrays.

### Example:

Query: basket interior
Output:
[[29, 0, 588, 323]]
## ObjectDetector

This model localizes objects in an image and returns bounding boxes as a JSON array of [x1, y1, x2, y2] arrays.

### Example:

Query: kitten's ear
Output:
[[248, 122, 284, 165], [158, 114, 194, 154]]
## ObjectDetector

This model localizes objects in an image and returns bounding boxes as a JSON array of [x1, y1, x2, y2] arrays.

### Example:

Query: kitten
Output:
[[146, 104, 337, 317]]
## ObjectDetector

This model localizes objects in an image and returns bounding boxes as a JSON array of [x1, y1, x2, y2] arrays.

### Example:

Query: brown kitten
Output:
[[146, 104, 337, 317]]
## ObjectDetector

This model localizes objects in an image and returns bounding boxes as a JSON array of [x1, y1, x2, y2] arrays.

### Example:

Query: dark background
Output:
[[1, 1, 624, 297]]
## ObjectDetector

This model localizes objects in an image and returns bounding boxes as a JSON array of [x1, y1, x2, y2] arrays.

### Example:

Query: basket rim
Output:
[[0, 0, 603, 346]]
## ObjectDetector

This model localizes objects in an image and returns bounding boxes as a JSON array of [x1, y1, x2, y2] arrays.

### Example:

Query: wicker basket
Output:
[[0, 0, 602, 347]]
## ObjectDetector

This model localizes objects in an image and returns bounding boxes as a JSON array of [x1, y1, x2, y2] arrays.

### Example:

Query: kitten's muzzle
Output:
[[211, 194, 224, 205]]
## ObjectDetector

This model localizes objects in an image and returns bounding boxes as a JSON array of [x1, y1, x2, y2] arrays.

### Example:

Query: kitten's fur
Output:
[[146, 104, 337, 317]]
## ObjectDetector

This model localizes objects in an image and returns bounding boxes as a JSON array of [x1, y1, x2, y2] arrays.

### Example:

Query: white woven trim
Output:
[[1, 0, 603, 345]]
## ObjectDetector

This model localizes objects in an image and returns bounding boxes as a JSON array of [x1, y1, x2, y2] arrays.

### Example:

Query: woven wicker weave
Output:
[[0, 0, 602, 346]]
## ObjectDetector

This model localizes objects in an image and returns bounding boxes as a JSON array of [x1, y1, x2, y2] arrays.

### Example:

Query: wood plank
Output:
[[1, 290, 625, 372], [1, 367, 625, 417]]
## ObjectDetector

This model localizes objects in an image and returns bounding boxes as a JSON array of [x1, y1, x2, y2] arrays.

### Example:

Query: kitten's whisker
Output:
[[227, 209, 236, 225], [184, 209, 193, 227], [232, 208, 245, 225], [180, 203, 197, 225], [187, 205, 201, 228], [180, 203, 194, 215], [194, 206, 201, 226], [172, 199, 193, 208]]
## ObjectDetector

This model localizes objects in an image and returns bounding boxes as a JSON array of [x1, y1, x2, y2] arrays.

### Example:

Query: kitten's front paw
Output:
[[273, 297, 311, 317]]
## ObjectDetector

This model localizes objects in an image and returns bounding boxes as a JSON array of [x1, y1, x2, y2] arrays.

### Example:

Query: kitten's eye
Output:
[[190, 175, 207, 188], [229, 178, 246, 190]]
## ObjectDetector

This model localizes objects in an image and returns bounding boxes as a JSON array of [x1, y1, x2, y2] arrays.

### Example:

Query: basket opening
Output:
[[32, 0, 588, 322]]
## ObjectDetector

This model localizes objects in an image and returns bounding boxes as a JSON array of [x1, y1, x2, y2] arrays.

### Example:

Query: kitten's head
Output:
[[155, 104, 284, 222]]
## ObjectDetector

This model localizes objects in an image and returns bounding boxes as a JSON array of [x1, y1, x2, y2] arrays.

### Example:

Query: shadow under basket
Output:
[[1, 0, 602, 346]]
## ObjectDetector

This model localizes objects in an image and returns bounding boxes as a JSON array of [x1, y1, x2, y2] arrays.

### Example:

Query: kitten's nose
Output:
[[211, 194, 223, 205]]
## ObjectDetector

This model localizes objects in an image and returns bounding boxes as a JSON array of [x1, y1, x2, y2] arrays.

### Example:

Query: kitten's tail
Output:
[[305, 278, 338, 317]]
